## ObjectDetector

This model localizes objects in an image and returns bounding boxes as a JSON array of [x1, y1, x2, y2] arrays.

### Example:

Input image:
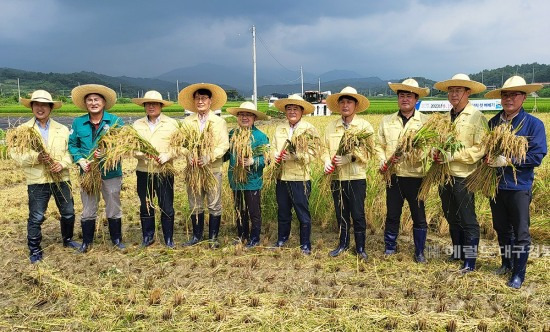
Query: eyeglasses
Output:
[[194, 96, 210, 102], [237, 112, 255, 117], [501, 92, 524, 99]]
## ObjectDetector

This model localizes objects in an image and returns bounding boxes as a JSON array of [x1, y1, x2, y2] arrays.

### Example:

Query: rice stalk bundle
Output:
[[230, 128, 253, 184], [170, 122, 216, 194], [80, 158, 102, 195], [418, 115, 464, 201], [6, 126, 62, 182], [465, 122, 528, 199]]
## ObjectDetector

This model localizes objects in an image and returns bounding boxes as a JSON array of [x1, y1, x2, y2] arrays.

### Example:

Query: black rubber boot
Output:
[[140, 216, 156, 247], [507, 245, 529, 289], [108, 218, 125, 249], [161, 216, 175, 249], [208, 214, 221, 249], [459, 237, 479, 273], [78, 219, 96, 253], [495, 237, 514, 275], [384, 230, 398, 255], [329, 222, 349, 257], [60, 217, 81, 249], [355, 232, 368, 262], [183, 213, 204, 246], [28, 235, 43, 264], [413, 228, 427, 263]]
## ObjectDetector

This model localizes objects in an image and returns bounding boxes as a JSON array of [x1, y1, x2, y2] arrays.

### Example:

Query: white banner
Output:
[[415, 99, 502, 112]]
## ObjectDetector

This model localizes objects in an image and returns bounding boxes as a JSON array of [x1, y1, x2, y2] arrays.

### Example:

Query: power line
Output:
[[256, 32, 302, 84]]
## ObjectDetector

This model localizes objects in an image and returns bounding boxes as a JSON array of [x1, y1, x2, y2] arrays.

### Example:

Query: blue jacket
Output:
[[488, 108, 547, 191], [68, 111, 124, 179], [228, 125, 269, 191]]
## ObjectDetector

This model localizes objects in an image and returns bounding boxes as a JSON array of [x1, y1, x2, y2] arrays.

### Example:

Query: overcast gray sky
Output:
[[2, 0, 548, 82]]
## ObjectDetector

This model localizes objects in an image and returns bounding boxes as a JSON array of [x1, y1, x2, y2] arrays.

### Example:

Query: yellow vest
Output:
[[132, 114, 179, 173], [322, 116, 374, 180], [375, 111, 428, 178], [272, 120, 320, 181], [10, 118, 72, 185]]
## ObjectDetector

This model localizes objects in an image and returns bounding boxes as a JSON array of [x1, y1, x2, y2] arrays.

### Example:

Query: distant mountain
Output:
[[319, 70, 364, 81]]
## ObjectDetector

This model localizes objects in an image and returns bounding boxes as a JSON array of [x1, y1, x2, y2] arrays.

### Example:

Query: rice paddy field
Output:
[[0, 112, 549, 331]]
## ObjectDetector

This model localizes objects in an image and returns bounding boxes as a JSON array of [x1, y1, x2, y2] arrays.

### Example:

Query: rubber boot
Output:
[[140, 216, 156, 247], [28, 235, 43, 264], [494, 237, 514, 275], [384, 230, 398, 255], [413, 228, 427, 263], [355, 232, 368, 262], [108, 218, 125, 249], [78, 219, 96, 253], [507, 245, 529, 289], [161, 216, 175, 248], [208, 214, 221, 249], [183, 213, 204, 246], [459, 237, 479, 273], [329, 221, 349, 257], [299, 223, 312, 255], [60, 217, 81, 249], [448, 228, 465, 261]]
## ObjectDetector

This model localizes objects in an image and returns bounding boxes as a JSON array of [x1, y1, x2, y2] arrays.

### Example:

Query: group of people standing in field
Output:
[[11, 73, 546, 290]]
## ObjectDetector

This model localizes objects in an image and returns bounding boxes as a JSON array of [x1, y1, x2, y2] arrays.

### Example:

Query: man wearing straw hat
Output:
[[376, 79, 430, 263], [10, 90, 79, 263], [433, 73, 487, 273], [226, 101, 269, 248], [179, 83, 229, 248], [484, 76, 547, 289], [272, 94, 320, 255], [131, 90, 179, 248], [322, 86, 373, 261], [68, 84, 125, 253]]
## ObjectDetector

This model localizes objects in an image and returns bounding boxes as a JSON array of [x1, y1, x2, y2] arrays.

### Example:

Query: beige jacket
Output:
[[132, 114, 179, 173]]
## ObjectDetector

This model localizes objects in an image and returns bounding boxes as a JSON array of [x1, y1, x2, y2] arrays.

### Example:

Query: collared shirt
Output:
[[147, 116, 161, 132], [398, 110, 414, 127], [198, 113, 208, 132], [35, 119, 50, 144], [288, 121, 301, 139]]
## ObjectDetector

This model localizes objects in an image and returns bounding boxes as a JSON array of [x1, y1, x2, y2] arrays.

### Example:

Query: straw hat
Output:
[[388, 78, 430, 98], [434, 73, 486, 94], [484, 76, 543, 99], [178, 83, 227, 112], [132, 90, 173, 107], [20, 90, 62, 109], [274, 94, 315, 115], [326, 86, 370, 113], [71, 84, 117, 111], [226, 101, 269, 120]]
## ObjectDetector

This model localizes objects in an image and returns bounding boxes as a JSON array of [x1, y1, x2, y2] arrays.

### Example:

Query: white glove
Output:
[[282, 152, 297, 161], [274, 150, 287, 163], [77, 158, 91, 172], [198, 155, 210, 166], [134, 151, 146, 160], [324, 159, 335, 174], [433, 149, 453, 164], [333, 154, 352, 166], [488, 155, 508, 168], [93, 148, 105, 159], [243, 157, 255, 167], [379, 160, 389, 173], [157, 153, 171, 165]]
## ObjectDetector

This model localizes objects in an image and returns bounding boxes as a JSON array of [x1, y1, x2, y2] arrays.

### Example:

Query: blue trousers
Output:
[[27, 181, 75, 238], [276, 180, 312, 247]]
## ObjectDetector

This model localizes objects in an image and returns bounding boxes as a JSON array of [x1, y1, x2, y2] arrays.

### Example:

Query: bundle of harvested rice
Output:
[[230, 128, 270, 184], [6, 125, 62, 182], [465, 122, 528, 199], [418, 114, 464, 201]]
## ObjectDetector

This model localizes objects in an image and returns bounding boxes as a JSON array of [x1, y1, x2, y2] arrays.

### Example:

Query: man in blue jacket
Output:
[[484, 76, 547, 289], [68, 84, 125, 253], [226, 102, 269, 248]]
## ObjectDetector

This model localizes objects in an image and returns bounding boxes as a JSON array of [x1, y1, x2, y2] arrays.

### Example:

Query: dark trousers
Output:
[[385, 175, 427, 233], [28, 182, 75, 239], [233, 190, 262, 241], [490, 189, 532, 248], [331, 179, 367, 234], [439, 176, 480, 239], [276, 180, 312, 246], [136, 171, 175, 222]]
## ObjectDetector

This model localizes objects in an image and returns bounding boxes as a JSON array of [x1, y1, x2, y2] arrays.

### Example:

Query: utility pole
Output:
[[176, 80, 179, 100], [252, 25, 258, 106], [119, 83, 122, 98], [300, 66, 304, 97], [17, 78, 21, 102], [167, 91, 170, 101]]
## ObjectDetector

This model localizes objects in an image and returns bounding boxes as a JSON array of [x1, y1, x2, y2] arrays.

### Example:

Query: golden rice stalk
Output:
[[80, 159, 101, 195], [465, 122, 528, 199], [6, 126, 63, 182], [230, 128, 253, 184]]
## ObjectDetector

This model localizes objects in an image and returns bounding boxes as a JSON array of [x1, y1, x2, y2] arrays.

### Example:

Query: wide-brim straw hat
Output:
[[326, 86, 370, 113], [484, 76, 543, 98], [226, 101, 269, 120], [132, 90, 173, 107], [274, 94, 315, 115], [71, 84, 117, 111], [20, 90, 62, 109], [434, 73, 486, 94], [388, 78, 430, 98], [178, 83, 227, 112]]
